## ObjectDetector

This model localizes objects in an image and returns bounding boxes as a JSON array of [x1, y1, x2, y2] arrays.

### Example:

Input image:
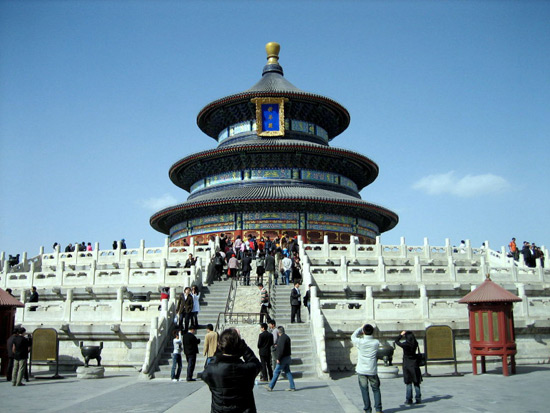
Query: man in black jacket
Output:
[[241, 251, 252, 286], [266, 326, 296, 391], [257, 323, 274, 382], [182, 326, 200, 381], [202, 328, 261, 413], [290, 282, 302, 323]]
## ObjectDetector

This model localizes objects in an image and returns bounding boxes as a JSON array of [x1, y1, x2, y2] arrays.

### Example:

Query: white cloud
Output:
[[412, 171, 510, 197], [139, 194, 178, 210]]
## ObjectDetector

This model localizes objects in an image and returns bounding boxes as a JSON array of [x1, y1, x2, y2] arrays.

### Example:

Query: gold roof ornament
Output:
[[266, 42, 280, 65]]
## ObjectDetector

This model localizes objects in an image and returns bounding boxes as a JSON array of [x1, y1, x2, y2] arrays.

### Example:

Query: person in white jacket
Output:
[[351, 324, 382, 413]]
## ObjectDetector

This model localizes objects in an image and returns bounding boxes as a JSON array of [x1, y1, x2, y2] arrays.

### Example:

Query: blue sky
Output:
[[1, 0, 549, 255]]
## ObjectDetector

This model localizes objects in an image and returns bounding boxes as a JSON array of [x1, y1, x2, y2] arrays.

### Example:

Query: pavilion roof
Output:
[[458, 276, 522, 304], [0, 288, 24, 307]]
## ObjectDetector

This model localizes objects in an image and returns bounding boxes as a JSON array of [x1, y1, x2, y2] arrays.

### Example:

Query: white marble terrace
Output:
[[2, 236, 549, 374]]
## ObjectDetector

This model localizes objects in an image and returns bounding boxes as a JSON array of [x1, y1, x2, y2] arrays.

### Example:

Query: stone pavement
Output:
[[1, 363, 548, 412]]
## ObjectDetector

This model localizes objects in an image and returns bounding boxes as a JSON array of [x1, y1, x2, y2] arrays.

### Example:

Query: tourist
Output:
[[202, 328, 261, 412], [86, 242, 93, 251], [176, 287, 194, 332], [257, 322, 274, 382], [509, 237, 519, 261], [11, 326, 31, 386], [171, 330, 183, 382], [265, 251, 276, 285], [256, 252, 265, 285], [120, 239, 127, 249], [351, 323, 382, 413], [290, 282, 302, 323], [112, 240, 118, 250], [81, 241, 86, 252], [184, 254, 196, 268], [65, 243, 73, 253], [6, 327, 19, 382], [282, 253, 292, 285], [258, 283, 270, 324], [228, 254, 239, 279], [241, 251, 252, 286], [233, 235, 243, 259], [266, 326, 296, 392], [182, 326, 200, 381], [303, 284, 312, 315], [191, 285, 201, 328], [395, 330, 422, 405], [213, 251, 224, 281], [219, 233, 227, 253], [268, 320, 278, 372], [28, 286, 39, 311], [203, 324, 218, 366], [292, 253, 302, 284]]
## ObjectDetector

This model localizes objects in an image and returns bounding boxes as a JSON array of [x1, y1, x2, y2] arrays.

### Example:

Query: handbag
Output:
[[416, 345, 426, 367]]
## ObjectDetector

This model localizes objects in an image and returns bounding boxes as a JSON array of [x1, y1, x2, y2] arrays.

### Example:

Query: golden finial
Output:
[[266, 42, 280, 65]]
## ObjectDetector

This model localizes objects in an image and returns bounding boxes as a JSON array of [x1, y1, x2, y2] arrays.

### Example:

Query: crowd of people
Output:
[[206, 233, 303, 287], [51, 239, 127, 254], [508, 237, 545, 268]]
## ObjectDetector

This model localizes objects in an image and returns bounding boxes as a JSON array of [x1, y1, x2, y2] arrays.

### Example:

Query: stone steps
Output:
[[153, 280, 231, 379], [270, 284, 317, 380]]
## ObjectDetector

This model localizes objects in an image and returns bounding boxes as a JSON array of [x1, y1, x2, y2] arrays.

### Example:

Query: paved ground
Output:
[[1, 363, 549, 412]]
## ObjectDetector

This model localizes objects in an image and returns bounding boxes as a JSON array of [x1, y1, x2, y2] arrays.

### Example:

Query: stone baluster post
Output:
[[422, 237, 430, 260], [365, 285, 374, 320], [510, 257, 518, 280], [116, 287, 125, 322], [400, 237, 407, 258], [374, 236, 383, 257], [39, 246, 44, 256], [537, 258, 544, 282], [93, 242, 99, 261], [151, 316, 160, 355], [414, 256, 422, 282], [59, 261, 65, 286], [340, 256, 348, 283], [90, 260, 97, 286], [448, 255, 456, 282], [378, 256, 386, 282], [466, 239, 473, 260], [1, 259, 7, 289], [189, 237, 195, 256], [419, 284, 429, 321], [302, 261, 312, 288], [480, 256, 489, 280], [163, 237, 170, 261], [139, 239, 145, 261], [350, 236, 357, 259], [65, 288, 74, 322], [160, 258, 167, 284], [124, 258, 131, 285], [29, 260, 35, 287], [445, 238, 452, 256], [515, 283, 528, 318], [323, 235, 329, 258], [19, 290, 26, 322]]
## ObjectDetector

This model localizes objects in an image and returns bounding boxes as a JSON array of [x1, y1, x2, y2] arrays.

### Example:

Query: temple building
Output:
[[150, 43, 398, 245]]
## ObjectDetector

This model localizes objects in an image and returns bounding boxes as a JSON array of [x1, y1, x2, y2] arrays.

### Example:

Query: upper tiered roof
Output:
[[197, 42, 350, 141]]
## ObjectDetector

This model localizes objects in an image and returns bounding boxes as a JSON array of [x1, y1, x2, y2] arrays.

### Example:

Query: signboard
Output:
[[423, 325, 461, 376], [29, 328, 62, 378], [31, 328, 58, 361], [251, 97, 288, 137], [425, 325, 455, 360]]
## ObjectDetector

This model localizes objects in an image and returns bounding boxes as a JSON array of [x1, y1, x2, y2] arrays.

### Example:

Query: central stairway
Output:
[[270, 283, 317, 379], [154, 280, 231, 379]]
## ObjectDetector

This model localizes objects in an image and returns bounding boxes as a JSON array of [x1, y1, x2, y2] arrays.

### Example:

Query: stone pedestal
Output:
[[378, 365, 399, 379], [76, 366, 105, 379]]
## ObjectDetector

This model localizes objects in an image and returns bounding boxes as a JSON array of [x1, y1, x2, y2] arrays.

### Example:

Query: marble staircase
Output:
[[270, 283, 317, 380]]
